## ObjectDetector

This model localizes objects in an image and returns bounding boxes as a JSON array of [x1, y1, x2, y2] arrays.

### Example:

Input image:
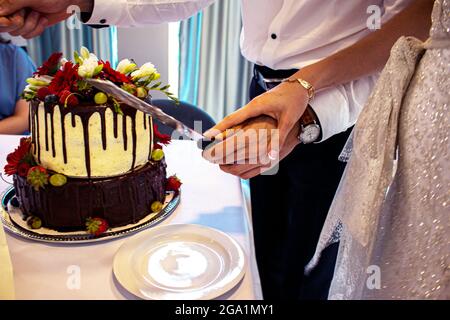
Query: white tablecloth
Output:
[[0, 134, 262, 300]]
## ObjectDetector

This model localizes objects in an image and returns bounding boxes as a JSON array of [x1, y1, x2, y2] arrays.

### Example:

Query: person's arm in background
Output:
[[0, 0, 215, 38], [203, 0, 434, 177], [0, 46, 36, 134], [0, 100, 29, 134]]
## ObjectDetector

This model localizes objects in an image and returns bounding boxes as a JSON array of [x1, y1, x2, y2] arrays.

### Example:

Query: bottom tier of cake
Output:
[[13, 160, 167, 231]]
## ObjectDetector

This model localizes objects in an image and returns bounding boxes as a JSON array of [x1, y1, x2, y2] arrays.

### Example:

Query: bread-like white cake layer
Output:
[[32, 103, 153, 178]]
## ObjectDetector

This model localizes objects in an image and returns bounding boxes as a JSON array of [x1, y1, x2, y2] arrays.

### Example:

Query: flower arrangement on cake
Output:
[[3, 47, 182, 236]]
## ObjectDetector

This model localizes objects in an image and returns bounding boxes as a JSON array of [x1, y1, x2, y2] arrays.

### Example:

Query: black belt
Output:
[[254, 65, 298, 91]]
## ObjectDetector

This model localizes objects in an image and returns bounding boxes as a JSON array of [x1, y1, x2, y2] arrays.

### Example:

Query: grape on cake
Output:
[[3, 47, 181, 234]]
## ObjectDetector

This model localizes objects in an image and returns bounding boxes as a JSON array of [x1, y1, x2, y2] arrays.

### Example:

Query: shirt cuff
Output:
[[85, 0, 127, 25], [309, 86, 350, 143]]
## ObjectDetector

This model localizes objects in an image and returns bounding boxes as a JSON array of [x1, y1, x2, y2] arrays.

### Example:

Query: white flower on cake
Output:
[[131, 62, 157, 81], [77, 48, 103, 78], [59, 58, 68, 67], [22, 45, 179, 105], [23, 76, 52, 99], [80, 46, 90, 59], [78, 57, 103, 78], [26, 78, 50, 87], [116, 59, 137, 74]]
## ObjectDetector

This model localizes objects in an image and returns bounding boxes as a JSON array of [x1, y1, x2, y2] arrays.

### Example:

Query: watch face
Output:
[[300, 124, 321, 144]]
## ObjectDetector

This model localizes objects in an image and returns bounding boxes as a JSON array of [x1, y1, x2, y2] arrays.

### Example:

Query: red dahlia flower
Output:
[[48, 61, 80, 97], [34, 52, 63, 76], [17, 162, 31, 177], [4, 138, 32, 176], [99, 60, 131, 84]]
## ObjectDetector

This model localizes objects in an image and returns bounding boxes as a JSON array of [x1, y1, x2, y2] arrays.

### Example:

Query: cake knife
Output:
[[85, 78, 214, 150]]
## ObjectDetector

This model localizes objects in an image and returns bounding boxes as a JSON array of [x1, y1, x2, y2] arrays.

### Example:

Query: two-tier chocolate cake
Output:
[[4, 47, 181, 234]]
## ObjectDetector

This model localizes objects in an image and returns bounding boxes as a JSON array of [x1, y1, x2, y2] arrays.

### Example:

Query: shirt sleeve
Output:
[[14, 47, 36, 102], [310, 74, 379, 142], [86, 0, 216, 26]]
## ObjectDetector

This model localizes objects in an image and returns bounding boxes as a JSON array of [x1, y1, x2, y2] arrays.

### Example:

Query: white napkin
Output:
[[0, 219, 15, 299]]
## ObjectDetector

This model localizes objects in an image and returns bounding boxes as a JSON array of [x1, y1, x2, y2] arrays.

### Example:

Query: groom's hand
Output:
[[217, 122, 301, 179], [0, 0, 94, 38], [204, 81, 309, 156], [202, 81, 308, 178], [202, 116, 301, 179], [203, 116, 278, 165]]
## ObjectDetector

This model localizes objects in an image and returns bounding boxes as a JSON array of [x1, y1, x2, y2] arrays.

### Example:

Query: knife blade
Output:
[[85, 78, 213, 149]]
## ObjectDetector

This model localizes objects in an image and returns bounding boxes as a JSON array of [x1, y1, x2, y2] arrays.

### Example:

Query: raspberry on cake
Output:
[[3, 47, 181, 233]]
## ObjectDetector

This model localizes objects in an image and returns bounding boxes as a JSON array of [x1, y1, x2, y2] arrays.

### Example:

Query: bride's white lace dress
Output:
[[307, 0, 449, 299]]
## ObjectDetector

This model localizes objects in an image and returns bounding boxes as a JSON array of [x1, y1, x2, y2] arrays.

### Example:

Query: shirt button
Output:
[[271, 33, 277, 40], [100, 19, 107, 24]]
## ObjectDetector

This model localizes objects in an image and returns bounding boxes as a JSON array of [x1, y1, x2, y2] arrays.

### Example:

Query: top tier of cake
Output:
[[20, 47, 177, 178], [30, 100, 153, 178]]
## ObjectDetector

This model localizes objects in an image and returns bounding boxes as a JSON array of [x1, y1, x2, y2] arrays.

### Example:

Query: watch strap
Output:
[[299, 105, 322, 142], [300, 105, 316, 126]]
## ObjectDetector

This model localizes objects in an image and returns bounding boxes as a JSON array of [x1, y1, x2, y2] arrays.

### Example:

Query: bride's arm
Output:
[[296, 0, 434, 92]]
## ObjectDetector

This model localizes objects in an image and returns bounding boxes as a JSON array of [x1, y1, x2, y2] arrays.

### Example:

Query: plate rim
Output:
[[113, 223, 247, 300], [0, 186, 180, 244]]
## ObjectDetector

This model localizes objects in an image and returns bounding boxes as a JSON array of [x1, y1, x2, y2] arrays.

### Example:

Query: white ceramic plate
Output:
[[113, 224, 246, 300]]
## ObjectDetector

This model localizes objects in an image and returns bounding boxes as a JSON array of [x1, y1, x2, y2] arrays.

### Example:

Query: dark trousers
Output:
[[249, 69, 352, 299]]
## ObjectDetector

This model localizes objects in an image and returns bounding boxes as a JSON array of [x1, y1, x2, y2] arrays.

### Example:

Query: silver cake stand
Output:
[[0, 186, 180, 244]]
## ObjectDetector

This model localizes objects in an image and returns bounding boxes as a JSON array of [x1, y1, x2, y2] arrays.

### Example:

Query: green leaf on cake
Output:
[[73, 51, 83, 65], [111, 97, 124, 115]]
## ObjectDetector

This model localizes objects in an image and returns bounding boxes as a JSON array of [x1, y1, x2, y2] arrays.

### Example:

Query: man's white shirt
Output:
[[86, 0, 413, 141]]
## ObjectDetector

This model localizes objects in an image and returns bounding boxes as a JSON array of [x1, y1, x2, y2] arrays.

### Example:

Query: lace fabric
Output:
[[306, 0, 450, 299]]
